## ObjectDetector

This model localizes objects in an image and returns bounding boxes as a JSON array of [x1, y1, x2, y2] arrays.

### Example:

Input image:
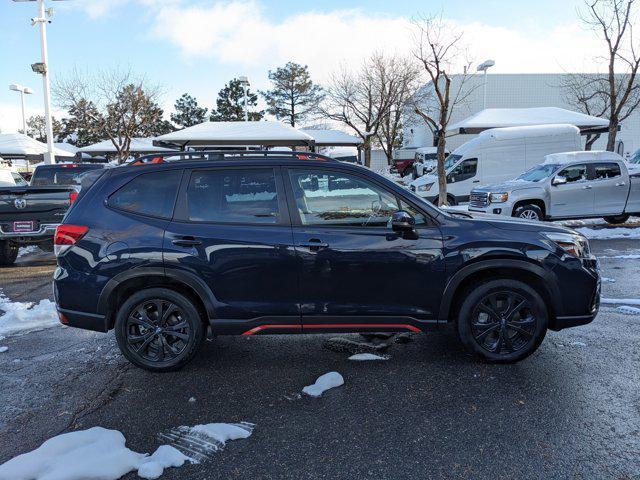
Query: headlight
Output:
[[542, 232, 591, 258], [418, 183, 434, 192], [489, 192, 508, 203]]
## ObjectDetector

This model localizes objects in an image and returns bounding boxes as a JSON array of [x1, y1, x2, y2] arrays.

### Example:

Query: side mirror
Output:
[[391, 211, 416, 232], [552, 175, 567, 186]]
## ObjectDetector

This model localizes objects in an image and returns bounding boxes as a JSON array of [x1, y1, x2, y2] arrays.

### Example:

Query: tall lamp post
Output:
[[238, 76, 249, 122], [477, 59, 495, 110], [9, 84, 34, 134], [13, 0, 57, 164]]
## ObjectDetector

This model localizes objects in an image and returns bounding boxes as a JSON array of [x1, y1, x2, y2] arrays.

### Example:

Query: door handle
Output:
[[472, 180, 480, 183], [616, 182, 626, 187], [582, 185, 592, 190], [172, 236, 202, 247], [297, 239, 329, 250]]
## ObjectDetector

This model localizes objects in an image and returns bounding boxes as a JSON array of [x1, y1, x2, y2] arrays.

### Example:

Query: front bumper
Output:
[[550, 256, 600, 330]]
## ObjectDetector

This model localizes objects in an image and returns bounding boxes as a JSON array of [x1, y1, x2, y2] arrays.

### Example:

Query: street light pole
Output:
[[10, 84, 33, 133], [36, 0, 55, 164], [238, 76, 249, 122], [476, 59, 495, 110]]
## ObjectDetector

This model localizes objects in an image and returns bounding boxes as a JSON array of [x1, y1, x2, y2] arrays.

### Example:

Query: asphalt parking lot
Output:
[[1, 238, 640, 479]]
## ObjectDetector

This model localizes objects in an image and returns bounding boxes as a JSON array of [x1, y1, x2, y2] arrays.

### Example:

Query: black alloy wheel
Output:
[[457, 280, 548, 363], [115, 288, 204, 371]]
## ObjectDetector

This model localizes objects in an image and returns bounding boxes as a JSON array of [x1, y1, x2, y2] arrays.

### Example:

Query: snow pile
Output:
[[616, 306, 640, 315], [17, 246, 38, 258], [189, 423, 253, 444], [0, 346, 7, 353], [0, 291, 59, 337], [348, 353, 389, 361], [576, 226, 640, 240], [601, 298, 640, 306], [302, 372, 344, 397], [0, 427, 190, 480]]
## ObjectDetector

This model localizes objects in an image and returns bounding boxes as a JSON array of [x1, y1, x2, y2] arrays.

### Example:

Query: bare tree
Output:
[[54, 68, 170, 162], [322, 53, 409, 167], [411, 15, 474, 206], [376, 58, 420, 165], [577, 0, 640, 151]]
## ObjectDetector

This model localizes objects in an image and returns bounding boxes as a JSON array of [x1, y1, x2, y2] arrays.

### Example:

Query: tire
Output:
[[430, 194, 457, 207], [0, 240, 18, 267], [456, 279, 548, 363], [115, 288, 205, 372], [513, 204, 543, 221], [603, 214, 630, 225]]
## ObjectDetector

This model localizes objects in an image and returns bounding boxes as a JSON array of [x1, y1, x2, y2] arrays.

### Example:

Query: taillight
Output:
[[69, 192, 78, 205], [54, 224, 88, 256]]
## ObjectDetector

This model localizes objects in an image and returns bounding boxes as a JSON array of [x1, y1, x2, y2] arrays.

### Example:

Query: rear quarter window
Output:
[[108, 170, 182, 219]]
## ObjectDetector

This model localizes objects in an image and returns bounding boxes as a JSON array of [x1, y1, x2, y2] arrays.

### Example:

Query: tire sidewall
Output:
[[115, 288, 204, 372], [0, 240, 18, 267], [457, 280, 548, 363], [514, 204, 543, 221], [603, 214, 630, 225]]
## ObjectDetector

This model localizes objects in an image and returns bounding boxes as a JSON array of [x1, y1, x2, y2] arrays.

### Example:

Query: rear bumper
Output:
[[57, 307, 108, 333], [0, 223, 58, 241]]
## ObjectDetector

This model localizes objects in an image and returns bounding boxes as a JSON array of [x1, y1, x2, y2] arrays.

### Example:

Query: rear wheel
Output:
[[115, 288, 205, 372], [0, 241, 18, 267], [514, 204, 543, 221], [603, 214, 630, 225], [456, 280, 548, 363]]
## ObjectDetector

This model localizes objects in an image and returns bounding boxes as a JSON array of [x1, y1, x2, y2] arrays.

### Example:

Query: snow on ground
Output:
[[0, 427, 189, 480], [0, 346, 7, 353], [302, 372, 344, 397], [616, 306, 640, 315], [348, 353, 389, 361], [189, 423, 253, 444], [576, 226, 640, 240], [17, 246, 39, 258], [601, 277, 616, 283], [601, 298, 640, 306], [0, 290, 59, 337]]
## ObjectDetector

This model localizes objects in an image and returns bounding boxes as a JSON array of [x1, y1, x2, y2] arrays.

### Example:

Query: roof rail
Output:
[[129, 149, 338, 165]]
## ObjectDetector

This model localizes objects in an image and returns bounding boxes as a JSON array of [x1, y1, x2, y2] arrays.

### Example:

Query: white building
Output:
[[403, 73, 640, 157]]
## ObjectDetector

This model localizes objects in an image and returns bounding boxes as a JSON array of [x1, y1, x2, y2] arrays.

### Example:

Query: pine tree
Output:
[[58, 99, 104, 147], [210, 79, 263, 121], [261, 62, 323, 126], [170, 93, 208, 128], [22, 115, 63, 143]]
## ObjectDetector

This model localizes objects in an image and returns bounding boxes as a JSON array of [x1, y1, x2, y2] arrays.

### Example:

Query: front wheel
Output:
[[456, 280, 548, 363], [603, 214, 630, 225], [0, 240, 18, 267], [513, 204, 543, 221], [115, 288, 205, 372]]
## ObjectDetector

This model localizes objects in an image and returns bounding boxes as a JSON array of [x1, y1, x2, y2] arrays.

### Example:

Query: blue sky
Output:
[[0, 0, 594, 132]]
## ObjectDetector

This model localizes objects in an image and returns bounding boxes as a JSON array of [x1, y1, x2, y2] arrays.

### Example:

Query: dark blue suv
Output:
[[53, 151, 600, 371]]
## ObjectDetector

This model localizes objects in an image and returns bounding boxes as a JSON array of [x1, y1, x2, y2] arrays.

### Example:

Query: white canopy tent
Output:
[[153, 121, 316, 149], [79, 138, 173, 156], [54, 142, 80, 155], [448, 107, 610, 135], [0, 133, 75, 160], [301, 129, 362, 147]]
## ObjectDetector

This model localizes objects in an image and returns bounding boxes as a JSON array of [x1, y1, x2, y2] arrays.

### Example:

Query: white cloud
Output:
[[149, 0, 605, 81], [0, 103, 66, 134]]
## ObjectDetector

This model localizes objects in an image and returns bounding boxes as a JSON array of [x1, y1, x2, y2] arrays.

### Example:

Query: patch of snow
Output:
[[137, 445, 191, 480], [569, 341, 587, 347], [576, 226, 640, 240], [189, 423, 253, 444], [0, 426, 189, 480], [188, 397, 196, 403], [601, 277, 616, 283], [0, 346, 7, 353], [599, 253, 640, 259], [348, 353, 389, 361], [302, 371, 344, 397], [616, 306, 640, 315], [0, 290, 59, 337], [17, 246, 38, 258], [601, 298, 640, 306]]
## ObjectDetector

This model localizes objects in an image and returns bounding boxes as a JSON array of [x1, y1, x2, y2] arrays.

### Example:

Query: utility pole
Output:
[[14, 0, 57, 164]]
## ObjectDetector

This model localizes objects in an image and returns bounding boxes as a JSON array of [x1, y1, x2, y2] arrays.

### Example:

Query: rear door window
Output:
[[108, 170, 182, 219], [592, 163, 621, 180], [185, 169, 280, 224]]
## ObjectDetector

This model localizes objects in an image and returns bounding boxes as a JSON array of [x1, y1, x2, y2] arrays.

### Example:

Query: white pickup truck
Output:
[[468, 151, 640, 224]]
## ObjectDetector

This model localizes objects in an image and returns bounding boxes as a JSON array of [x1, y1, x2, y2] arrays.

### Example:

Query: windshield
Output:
[[630, 149, 640, 164], [516, 164, 560, 182], [443, 154, 462, 170]]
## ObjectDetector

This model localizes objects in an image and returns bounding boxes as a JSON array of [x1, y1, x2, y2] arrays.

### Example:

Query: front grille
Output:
[[469, 192, 488, 209]]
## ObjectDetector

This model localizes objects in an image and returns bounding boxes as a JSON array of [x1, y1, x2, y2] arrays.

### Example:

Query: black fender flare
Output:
[[438, 259, 562, 320], [97, 267, 217, 319]]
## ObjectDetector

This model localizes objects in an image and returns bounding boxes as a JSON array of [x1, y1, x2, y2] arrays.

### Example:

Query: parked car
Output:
[[0, 167, 29, 187], [53, 150, 600, 371], [412, 147, 449, 179], [410, 124, 583, 205], [468, 150, 640, 223]]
